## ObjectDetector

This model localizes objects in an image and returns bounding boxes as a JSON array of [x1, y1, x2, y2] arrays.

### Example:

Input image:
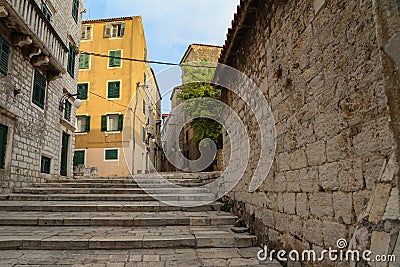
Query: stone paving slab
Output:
[[0, 211, 236, 226], [14, 187, 210, 194], [0, 225, 256, 250], [0, 201, 222, 212], [0, 247, 282, 266]]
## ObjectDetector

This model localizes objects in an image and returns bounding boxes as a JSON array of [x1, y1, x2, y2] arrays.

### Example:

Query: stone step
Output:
[[0, 201, 222, 212], [0, 193, 216, 202], [0, 211, 236, 227], [44, 178, 135, 184], [14, 187, 210, 195], [0, 225, 257, 250]]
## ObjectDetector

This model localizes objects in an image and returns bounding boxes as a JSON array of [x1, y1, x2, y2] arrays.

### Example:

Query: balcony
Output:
[[0, 0, 68, 79]]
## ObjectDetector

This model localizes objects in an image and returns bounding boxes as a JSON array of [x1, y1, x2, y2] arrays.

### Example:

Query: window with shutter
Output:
[[64, 101, 72, 121], [118, 114, 124, 131], [109, 50, 122, 67], [104, 23, 112, 38], [106, 23, 126, 38], [41, 1, 52, 22], [142, 127, 146, 143], [67, 43, 76, 77], [79, 54, 90, 70], [105, 149, 119, 160], [81, 25, 92, 40], [142, 99, 146, 115], [76, 116, 90, 133], [101, 115, 107, 132], [32, 70, 46, 109], [0, 124, 7, 169], [41, 156, 51, 174], [0, 36, 10, 75], [77, 83, 89, 100], [107, 81, 121, 99], [72, 0, 79, 22]]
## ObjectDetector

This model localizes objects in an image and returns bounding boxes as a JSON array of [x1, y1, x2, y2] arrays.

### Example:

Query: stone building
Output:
[[75, 16, 161, 176], [0, 0, 83, 193], [218, 0, 400, 265]]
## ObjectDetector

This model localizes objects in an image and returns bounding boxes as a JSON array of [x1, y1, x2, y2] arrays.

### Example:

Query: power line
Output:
[[80, 52, 217, 69]]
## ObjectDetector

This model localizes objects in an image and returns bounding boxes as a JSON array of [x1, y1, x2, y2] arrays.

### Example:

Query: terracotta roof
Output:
[[219, 0, 257, 64], [83, 16, 138, 24], [180, 43, 223, 64]]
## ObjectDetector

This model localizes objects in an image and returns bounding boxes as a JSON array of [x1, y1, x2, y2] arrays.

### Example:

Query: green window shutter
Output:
[[85, 116, 91, 132], [104, 23, 111, 37], [143, 99, 146, 115], [73, 151, 85, 167], [109, 50, 121, 67], [107, 81, 120, 98], [72, 0, 79, 22], [77, 83, 88, 100], [143, 73, 147, 85], [32, 70, 46, 109], [41, 156, 51, 174], [79, 54, 90, 69], [142, 127, 146, 143], [41, 3, 52, 22], [118, 114, 123, 131], [0, 37, 10, 75], [105, 149, 118, 160], [120, 22, 126, 36], [67, 44, 76, 77], [0, 124, 8, 169], [64, 101, 72, 121], [101, 115, 107, 131]]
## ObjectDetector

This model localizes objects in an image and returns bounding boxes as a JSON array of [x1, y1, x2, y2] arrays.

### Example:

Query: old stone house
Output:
[[218, 0, 400, 265], [0, 0, 83, 193]]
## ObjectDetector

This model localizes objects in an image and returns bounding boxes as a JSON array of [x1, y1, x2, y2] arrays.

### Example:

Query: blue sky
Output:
[[82, 0, 240, 113]]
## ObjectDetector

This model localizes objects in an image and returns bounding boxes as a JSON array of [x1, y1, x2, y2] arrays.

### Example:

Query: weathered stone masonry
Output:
[[219, 0, 400, 265]]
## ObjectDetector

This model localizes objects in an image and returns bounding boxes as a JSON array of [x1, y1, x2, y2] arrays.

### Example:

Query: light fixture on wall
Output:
[[59, 92, 82, 112]]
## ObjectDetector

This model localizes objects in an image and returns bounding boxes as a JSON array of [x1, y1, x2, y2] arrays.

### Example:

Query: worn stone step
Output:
[[44, 178, 135, 184], [0, 225, 256, 250], [0, 193, 216, 202], [14, 187, 210, 195], [0, 201, 222, 212], [0, 211, 237, 227]]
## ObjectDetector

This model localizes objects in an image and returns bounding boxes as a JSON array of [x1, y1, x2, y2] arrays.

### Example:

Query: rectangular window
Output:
[[109, 50, 122, 67], [77, 83, 89, 100], [142, 127, 146, 143], [81, 25, 92, 40], [107, 81, 121, 99], [104, 22, 126, 38], [40, 156, 51, 174], [32, 70, 46, 109], [73, 150, 85, 167], [64, 101, 72, 121], [67, 43, 76, 77], [79, 53, 90, 70], [76, 115, 90, 133], [72, 0, 79, 22], [142, 99, 146, 115], [105, 149, 118, 160], [101, 114, 123, 132], [0, 36, 11, 75], [41, 1, 52, 22], [0, 124, 8, 169]]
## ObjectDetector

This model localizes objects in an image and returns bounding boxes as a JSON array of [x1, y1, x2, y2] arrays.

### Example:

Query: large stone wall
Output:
[[219, 0, 400, 265]]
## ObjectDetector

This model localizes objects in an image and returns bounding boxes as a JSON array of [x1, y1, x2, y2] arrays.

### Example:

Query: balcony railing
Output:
[[0, 0, 68, 76]]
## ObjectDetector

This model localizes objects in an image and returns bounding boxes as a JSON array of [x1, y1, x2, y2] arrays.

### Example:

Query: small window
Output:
[[109, 50, 122, 67], [79, 53, 90, 70], [105, 149, 119, 160], [0, 36, 11, 75], [104, 22, 126, 38], [107, 81, 121, 99], [81, 25, 92, 40], [32, 70, 47, 109], [73, 150, 85, 167], [76, 115, 90, 133], [41, 1, 52, 22], [72, 0, 79, 22], [67, 43, 76, 77], [0, 124, 8, 169], [142, 127, 146, 143], [41, 156, 51, 174], [77, 83, 89, 100], [142, 99, 146, 115], [64, 101, 72, 121], [143, 73, 147, 85], [101, 114, 123, 132]]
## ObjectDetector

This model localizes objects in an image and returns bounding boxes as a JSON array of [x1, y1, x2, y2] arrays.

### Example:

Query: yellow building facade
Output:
[[74, 16, 153, 176]]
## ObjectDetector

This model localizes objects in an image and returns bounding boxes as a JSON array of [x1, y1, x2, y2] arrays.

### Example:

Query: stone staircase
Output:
[[0, 174, 280, 266]]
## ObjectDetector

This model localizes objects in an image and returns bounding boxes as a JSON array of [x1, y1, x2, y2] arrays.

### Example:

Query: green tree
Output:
[[178, 61, 222, 147]]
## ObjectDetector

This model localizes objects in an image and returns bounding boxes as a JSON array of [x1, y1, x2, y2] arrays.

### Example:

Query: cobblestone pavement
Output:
[[0, 247, 281, 266]]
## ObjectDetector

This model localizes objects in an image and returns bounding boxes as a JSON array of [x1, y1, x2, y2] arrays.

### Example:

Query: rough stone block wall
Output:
[[220, 0, 400, 265], [0, 0, 83, 193]]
